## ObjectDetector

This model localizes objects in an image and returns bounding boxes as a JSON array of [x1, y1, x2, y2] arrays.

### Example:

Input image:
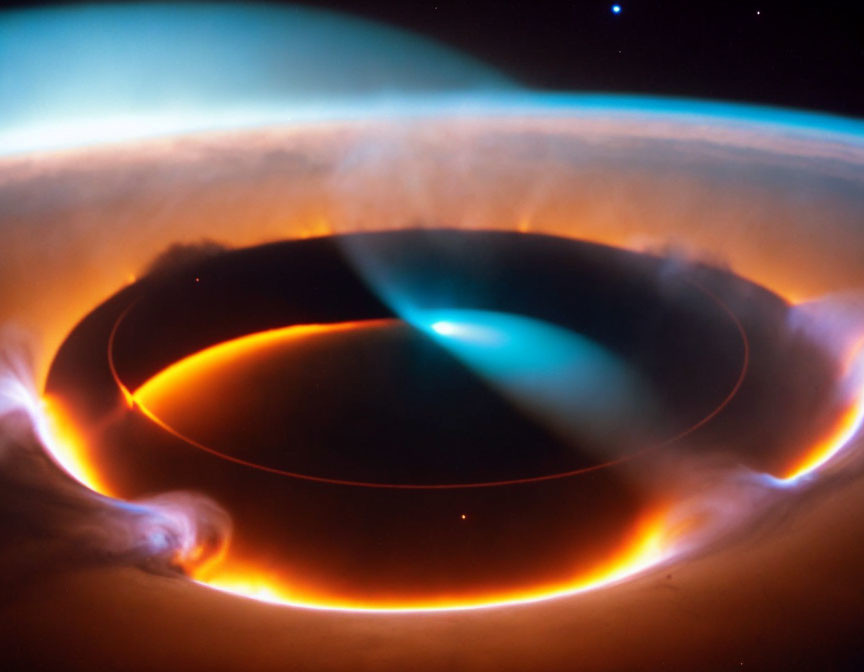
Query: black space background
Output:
[[5, 1, 864, 117], [310, 1, 864, 118]]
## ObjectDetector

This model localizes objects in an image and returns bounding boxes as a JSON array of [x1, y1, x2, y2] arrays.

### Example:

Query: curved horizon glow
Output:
[[3, 3, 863, 158], [2, 92, 864, 157], [0, 2, 510, 156]]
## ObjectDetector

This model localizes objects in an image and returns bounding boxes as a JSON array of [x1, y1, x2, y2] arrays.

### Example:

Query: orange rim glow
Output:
[[782, 337, 864, 481], [39, 395, 116, 496]]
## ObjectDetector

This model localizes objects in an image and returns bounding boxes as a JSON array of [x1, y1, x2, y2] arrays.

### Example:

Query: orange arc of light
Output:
[[782, 337, 864, 481], [38, 396, 115, 497], [189, 512, 672, 613]]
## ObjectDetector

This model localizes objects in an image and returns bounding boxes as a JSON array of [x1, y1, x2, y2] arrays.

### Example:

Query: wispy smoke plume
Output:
[[653, 289, 864, 563], [0, 333, 230, 604]]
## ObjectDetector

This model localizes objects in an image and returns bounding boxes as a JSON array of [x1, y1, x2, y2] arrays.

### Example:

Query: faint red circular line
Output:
[[107, 278, 750, 490]]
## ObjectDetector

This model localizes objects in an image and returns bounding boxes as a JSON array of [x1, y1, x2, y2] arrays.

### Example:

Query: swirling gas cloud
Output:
[[1, 3, 864, 622]]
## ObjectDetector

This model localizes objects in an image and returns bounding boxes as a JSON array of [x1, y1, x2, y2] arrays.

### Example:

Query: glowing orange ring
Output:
[[107, 279, 750, 490]]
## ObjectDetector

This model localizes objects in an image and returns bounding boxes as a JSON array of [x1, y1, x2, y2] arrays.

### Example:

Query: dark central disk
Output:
[[45, 230, 838, 605]]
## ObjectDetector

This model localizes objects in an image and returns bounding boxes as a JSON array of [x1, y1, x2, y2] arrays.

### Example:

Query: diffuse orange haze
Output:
[[1, 117, 863, 385]]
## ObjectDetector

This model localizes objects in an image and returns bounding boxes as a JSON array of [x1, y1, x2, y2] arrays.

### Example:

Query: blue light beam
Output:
[[422, 309, 656, 454]]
